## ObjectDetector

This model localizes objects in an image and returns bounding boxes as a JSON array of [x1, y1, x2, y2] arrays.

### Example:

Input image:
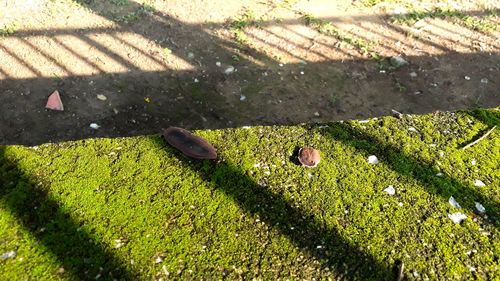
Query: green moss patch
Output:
[[1, 109, 499, 280]]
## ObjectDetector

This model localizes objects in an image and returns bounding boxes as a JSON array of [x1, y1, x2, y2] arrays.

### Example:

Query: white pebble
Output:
[[436, 172, 443, 177], [90, 123, 100, 129], [96, 94, 107, 101], [224, 66, 235, 74], [464, 76, 471, 80], [409, 72, 417, 78], [240, 95, 246, 101], [383, 185, 396, 195], [155, 257, 163, 264], [471, 159, 477, 165], [474, 180, 486, 187], [475, 202, 486, 214], [194, 78, 199, 83], [367, 155, 379, 164], [398, 202, 403, 207], [408, 127, 417, 132], [300, 71, 304, 75], [215, 62, 221, 67], [480, 78, 488, 84], [448, 212, 467, 224], [448, 196, 461, 208], [0, 251, 16, 259]]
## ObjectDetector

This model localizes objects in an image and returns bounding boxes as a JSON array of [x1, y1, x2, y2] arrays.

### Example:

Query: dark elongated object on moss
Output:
[[162, 127, 217, 160]]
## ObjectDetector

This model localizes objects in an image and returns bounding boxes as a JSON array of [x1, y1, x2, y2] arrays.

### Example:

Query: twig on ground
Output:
[[396, 261, 404, 281], [462, 125, 496, 150]]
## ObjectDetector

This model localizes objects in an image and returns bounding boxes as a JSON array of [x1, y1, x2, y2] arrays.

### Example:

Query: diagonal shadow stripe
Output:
[[0, 147, 136, 280], [322, 119, 499, 228], [149, 136, 396, 280]]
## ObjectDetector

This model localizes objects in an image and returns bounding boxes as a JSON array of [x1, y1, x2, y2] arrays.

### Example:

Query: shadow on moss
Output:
[[322, 119, 498, 227], [150, 136, 395, 280], [0, 147, 135, 280]]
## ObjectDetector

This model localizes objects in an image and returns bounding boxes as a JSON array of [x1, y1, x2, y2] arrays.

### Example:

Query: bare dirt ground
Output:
[[0, 0, 498, 145]]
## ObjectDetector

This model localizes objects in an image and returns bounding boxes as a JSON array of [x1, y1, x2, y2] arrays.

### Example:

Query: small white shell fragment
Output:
[[383, 185, 396, 195], [475, 202, 486, 214], [96, 94, 107, 101], [0, 251, 16, 259], [448, 212, 467, 224], [114, 239, 124, 248], [474, 180, 486, 187], [89, 123, 100, 129], [368, 155, 379, 164], [224, 66, 235, 74], [448, 196, 461, 208]]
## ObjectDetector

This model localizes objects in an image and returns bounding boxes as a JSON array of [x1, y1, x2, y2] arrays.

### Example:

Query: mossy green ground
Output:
[[1, 109, 499, 280]]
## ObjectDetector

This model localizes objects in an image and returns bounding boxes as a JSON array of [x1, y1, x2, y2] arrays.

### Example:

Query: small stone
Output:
[[367, 155, 379, 164], [279, 63, 284, 67], [114, 238, 125, 248], [215, 61, 221, 67], [0, 251, 16, 259], [398, 202, 403, 207], [409, 72, 417, 78], [89, 123, 100, 129], [471, 159, 477, 165], [391, 109, 402, 118], [240, 95, 246, 101], [314, 112, 320, 117], [300, 71, 304, 75], [298, 147, 321, 168], [436, 172, 443, 177], [408, 127, 417, 132], [194, 78, 199, 83], [57, 267, 65, 274], [390, 56, 409, 68], [113, 108, 119, 114], [448, 196, 461, 208], [187, 52, 194, 59], [96, 94, 107, 101], [383, 185, 396, 195], [475, 202, 486, 214], [448, 212, 467, 224], [224, 66, 235, 74], [480, 78, 488, 84], [474, 180, 486, 187], [464, 76, 471, 80]]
